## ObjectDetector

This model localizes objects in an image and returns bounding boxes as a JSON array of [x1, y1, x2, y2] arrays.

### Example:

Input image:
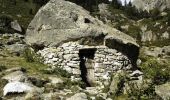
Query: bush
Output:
[[167, 11, 170, 26], [23, 47, 42, 63], [65, 80, 86, 89], [56, 79, 86, 90], [23, 47, 35, 62], [126, 81, 161, 99], [0, 14, 14, 34], [127, 25, 141, 40], [42, 67, 72, 78], [0, 79, 8, 96], [53, 67, 72, 78], [140, 57, 170, 85], [0, 14, 13, 25], [150, 8, 161, 20], [0, 65, 6, 72]]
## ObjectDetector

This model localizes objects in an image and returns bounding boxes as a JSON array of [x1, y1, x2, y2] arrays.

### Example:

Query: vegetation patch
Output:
[[0, 56, 49, 76], [140, 56, 170, 85], [42, 67, 72, 78]]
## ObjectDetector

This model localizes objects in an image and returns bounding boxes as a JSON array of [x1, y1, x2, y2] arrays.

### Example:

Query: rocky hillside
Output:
[[0, 0, 48, 29], [132, 0, 170, 11], [0, 0, 170, 100]]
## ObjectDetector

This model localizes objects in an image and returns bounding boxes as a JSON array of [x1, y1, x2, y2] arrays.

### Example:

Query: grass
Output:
[[0, 0, 42, 29], [0, 56, 49, 76], [139, 49, 170, 83], [42, 67, 72, 78]]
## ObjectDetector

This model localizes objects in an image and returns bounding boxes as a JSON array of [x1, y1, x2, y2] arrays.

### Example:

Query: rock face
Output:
[[141, 46, 170, 58], [141, 30, 157, 42], [132, 0, 170, 11]]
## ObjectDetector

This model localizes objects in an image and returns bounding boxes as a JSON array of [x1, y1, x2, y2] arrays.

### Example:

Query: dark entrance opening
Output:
[[79, 48, 97, 87]]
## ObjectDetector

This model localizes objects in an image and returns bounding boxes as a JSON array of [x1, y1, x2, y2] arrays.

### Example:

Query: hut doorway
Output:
[[79, 48, 97, 87]]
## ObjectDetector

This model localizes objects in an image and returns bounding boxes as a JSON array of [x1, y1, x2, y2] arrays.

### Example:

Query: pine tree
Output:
[[66, 0, 109, 12], [124, 0, 127, 7], [111, 0, 121, 9], [150, 8, 160, 20], [168, 12, 170, 26]]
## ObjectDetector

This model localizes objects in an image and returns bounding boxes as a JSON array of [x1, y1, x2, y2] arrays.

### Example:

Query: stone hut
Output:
[[25, 0, 139, 87]]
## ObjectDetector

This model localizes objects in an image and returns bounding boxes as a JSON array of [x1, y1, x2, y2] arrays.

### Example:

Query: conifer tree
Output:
[[168, 12, 170, 26], [111, 0, 121, 9]]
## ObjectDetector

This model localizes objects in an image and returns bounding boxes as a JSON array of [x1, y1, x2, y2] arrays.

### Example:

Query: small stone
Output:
[[66, 93, 88, 100], [3, 82, 34, 96], [85, 87, 98, 95], [10, 20, 22, 32], [72, 68, 81, 75], [2, 71, 27, 82], [49, 76, 64, 84], [130, 70, 143, 77]]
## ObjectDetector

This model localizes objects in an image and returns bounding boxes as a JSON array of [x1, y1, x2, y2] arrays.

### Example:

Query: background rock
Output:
[[132, 0, 170, 11], [155, 82, 170, 100], [66, 93, 88, 100]]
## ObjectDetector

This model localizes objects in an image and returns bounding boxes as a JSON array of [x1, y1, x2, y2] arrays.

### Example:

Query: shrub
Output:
[[0, 79, 8, 96], [126, 81, 161, 100], [0, 14, 14, 34], [127, 25, 141, 40], [56, 79, 86, 90], [167, 11, 170, 26], [23, 47, 35, 62], [0, 14, 13, 25], [23, 47, 42, 63], [140, 57, 170, 85], [53, 67, 72, 78], [65, 80, 86, 89], [0, 65, 6, 72], [150, 8, 161, 20], [42, 67, 72, 78]]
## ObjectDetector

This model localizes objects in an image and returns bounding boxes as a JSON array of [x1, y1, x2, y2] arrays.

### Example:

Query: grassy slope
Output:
[[0, 0, 41, 29], [0, 56, 48, 75]]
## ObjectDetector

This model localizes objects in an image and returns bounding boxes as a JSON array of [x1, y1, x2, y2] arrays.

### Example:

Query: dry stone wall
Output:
[[38, 42, 132, 86]]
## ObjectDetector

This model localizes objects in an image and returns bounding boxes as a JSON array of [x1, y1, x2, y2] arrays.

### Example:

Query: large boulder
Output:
[[2, 71, 27, 82], [25, 0, 138, 48], [132, 0, 170, 12], [3, 81, 34, 96], [141, 46, 170, 58]]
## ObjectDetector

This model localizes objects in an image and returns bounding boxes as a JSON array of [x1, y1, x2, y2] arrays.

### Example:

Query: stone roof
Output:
[[25, 0, 139, 48]]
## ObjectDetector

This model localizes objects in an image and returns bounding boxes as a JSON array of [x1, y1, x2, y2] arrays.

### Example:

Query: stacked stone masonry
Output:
[[38, 42, 132, 86]]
